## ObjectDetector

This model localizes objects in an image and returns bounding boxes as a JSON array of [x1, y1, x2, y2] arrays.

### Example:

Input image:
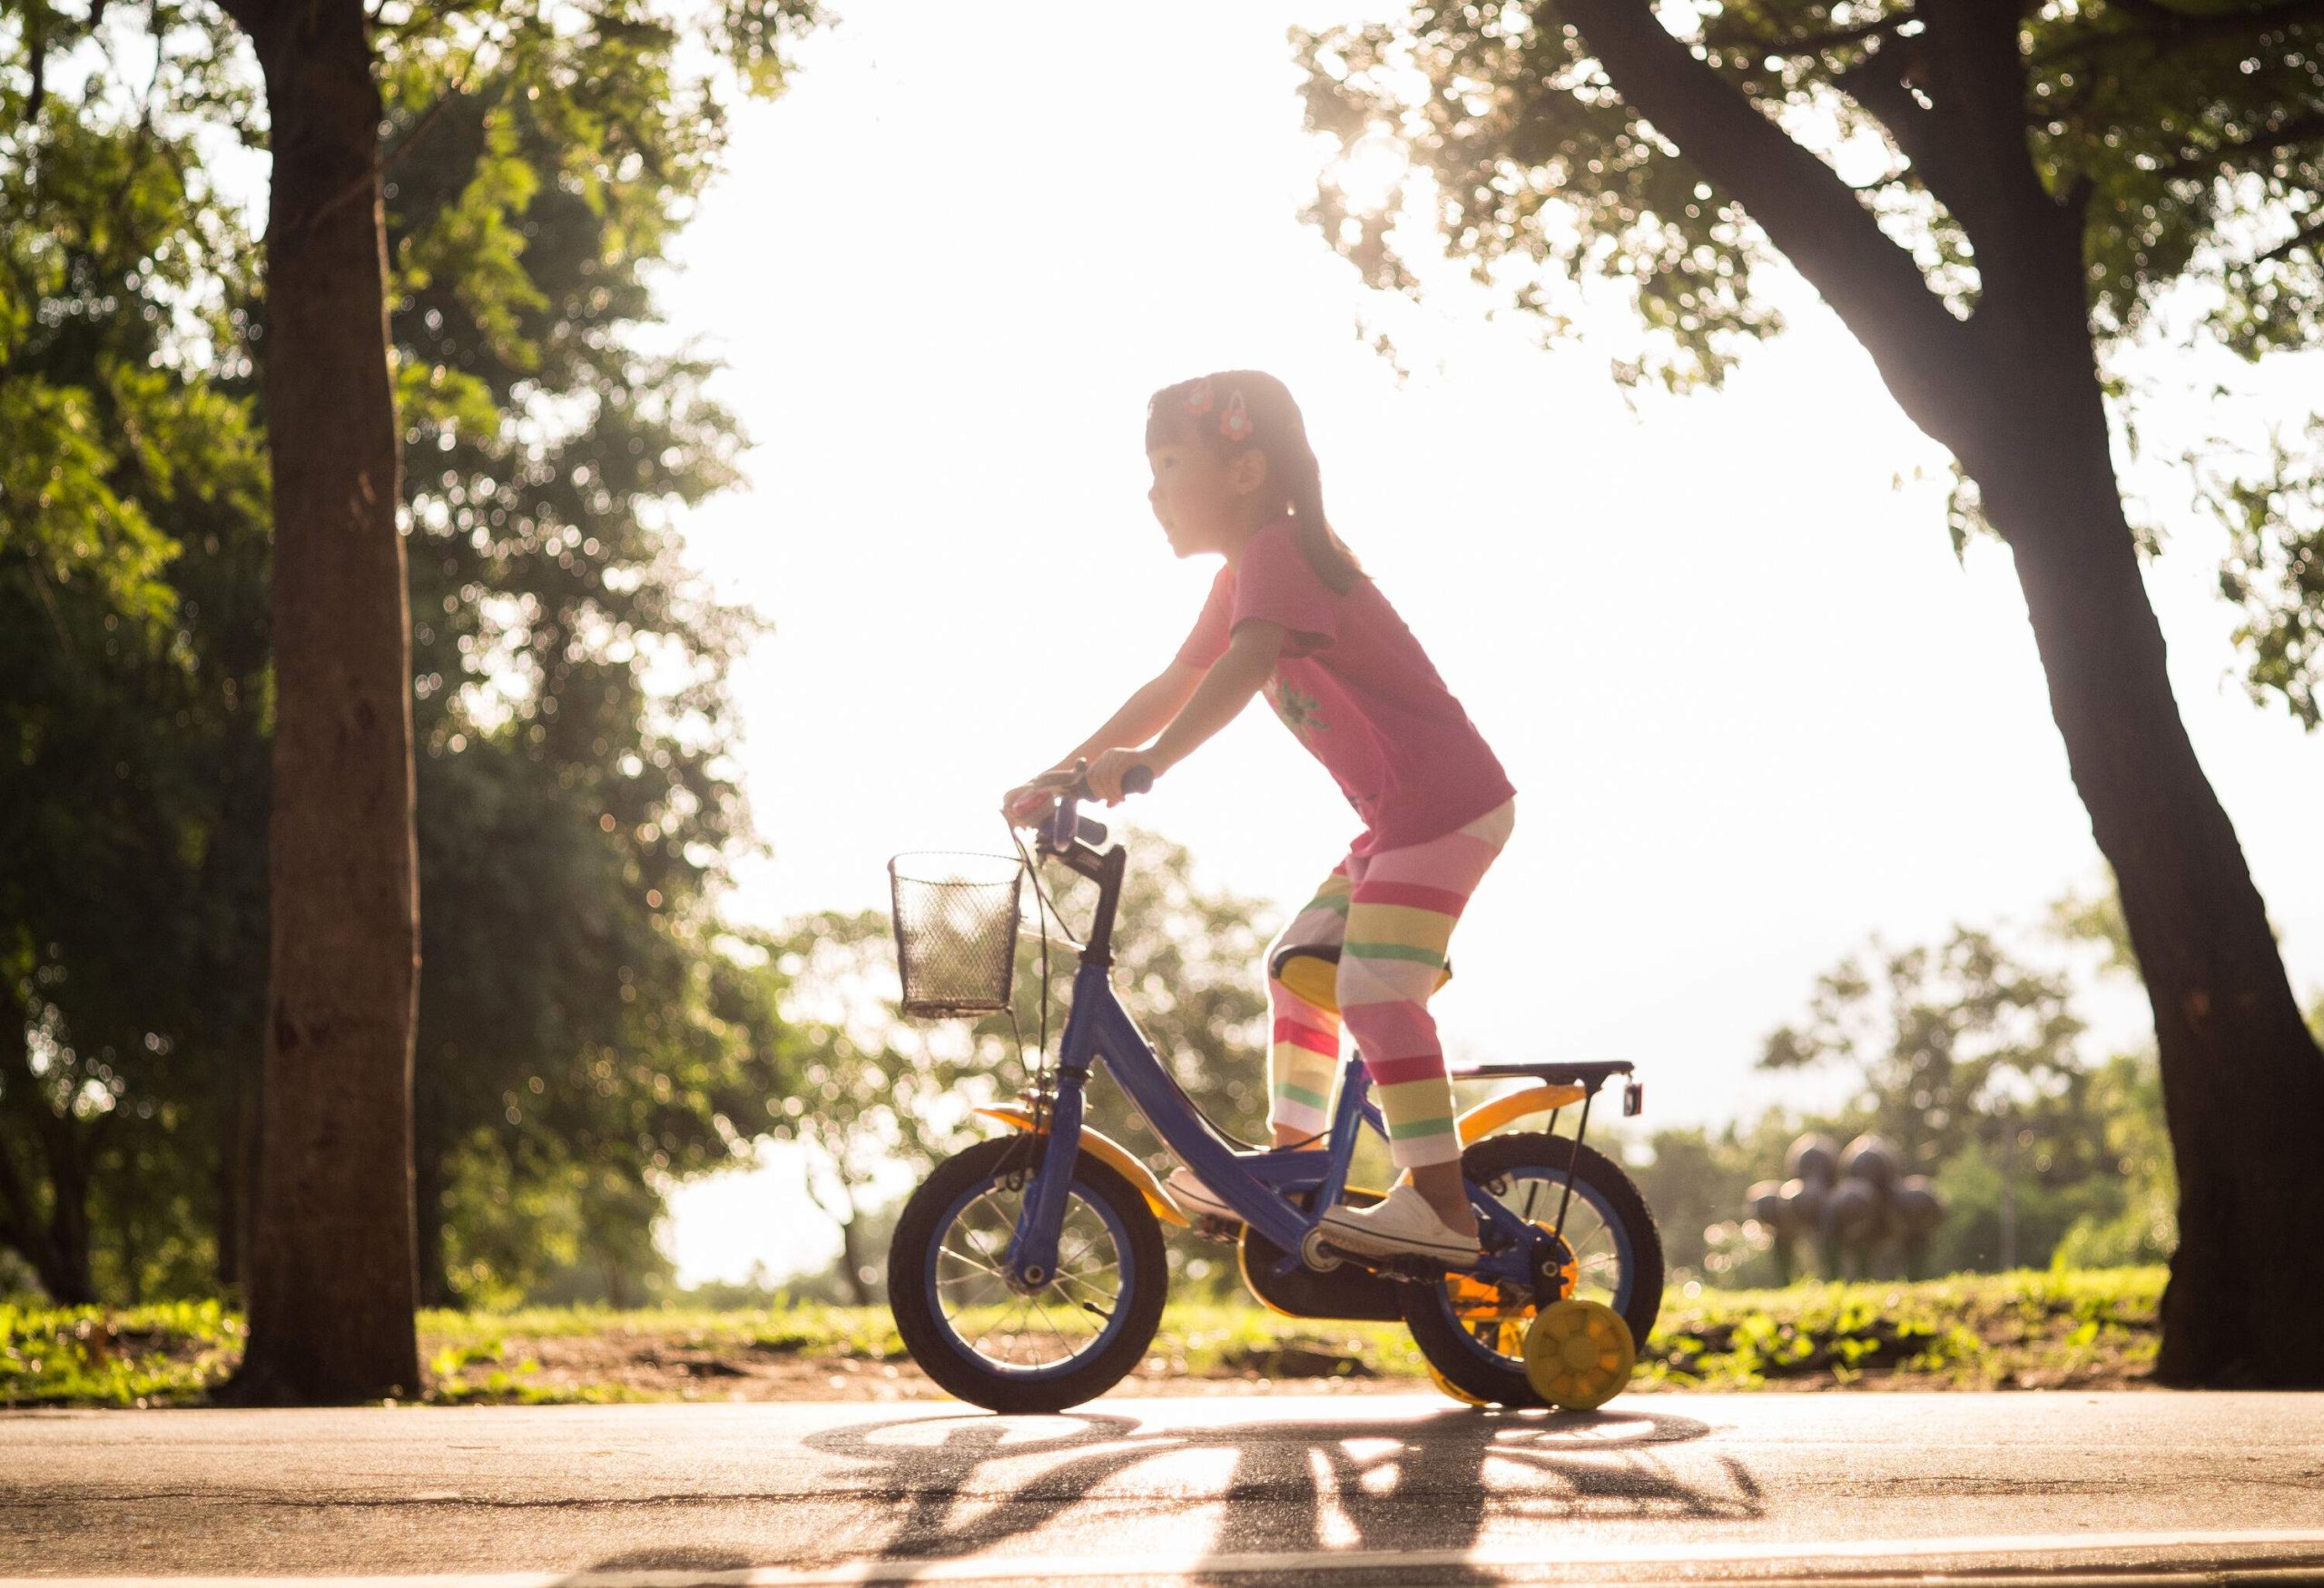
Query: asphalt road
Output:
[[5, 1393, 2323, 1584]]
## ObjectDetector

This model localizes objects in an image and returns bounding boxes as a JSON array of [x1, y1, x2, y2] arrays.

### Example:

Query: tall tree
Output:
[[1302, 0, 2324, 1385], [2, 0, 806, 1320], [198, 0, 420, 1403], [205, 0, 809, 1398]]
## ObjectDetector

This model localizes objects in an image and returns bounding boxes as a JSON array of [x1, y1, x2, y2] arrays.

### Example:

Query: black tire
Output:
[[888, 1136, 1168, 1414], [1400, 1131, 1665, 1407]]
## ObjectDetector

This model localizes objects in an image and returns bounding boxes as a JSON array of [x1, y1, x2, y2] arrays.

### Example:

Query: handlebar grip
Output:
[[1068, 764, 1157, 802]]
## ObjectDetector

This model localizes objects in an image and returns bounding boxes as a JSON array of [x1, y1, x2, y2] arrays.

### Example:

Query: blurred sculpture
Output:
[[1745, 1132, 1945, 1281]]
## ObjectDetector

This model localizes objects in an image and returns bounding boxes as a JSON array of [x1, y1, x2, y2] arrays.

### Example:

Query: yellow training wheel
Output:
[[1522, 1298, 1636, 1411]]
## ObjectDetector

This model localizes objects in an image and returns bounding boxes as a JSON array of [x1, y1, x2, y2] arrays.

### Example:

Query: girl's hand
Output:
[[1085, 746, 1151, 805], [1002, 766, 1087, 826], [1001, 778, 1061, 827]]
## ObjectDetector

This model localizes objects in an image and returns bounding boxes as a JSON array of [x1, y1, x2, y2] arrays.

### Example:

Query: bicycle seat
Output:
[[1269, 942, 1452, 1014]]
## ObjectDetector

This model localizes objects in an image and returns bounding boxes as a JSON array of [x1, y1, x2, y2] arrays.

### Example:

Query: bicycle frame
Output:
[[1000, 811, 1543, 1296]]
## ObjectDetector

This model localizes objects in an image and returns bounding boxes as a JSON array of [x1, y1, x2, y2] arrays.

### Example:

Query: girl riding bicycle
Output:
[[1005, 370, 1515, 1264]]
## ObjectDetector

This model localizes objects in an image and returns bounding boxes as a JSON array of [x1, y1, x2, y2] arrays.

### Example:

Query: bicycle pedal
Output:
[[1193, 1215, 1242, 1243], [1335, 1248, 1423, 1281]]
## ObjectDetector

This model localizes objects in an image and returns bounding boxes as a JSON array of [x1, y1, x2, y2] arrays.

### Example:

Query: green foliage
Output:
[[757, 907, 990, 1305], [1758, 926, 2090, 1178], [369, 7, 809, 1304], [358, 9, 822, 1302], [1615, 890, 2176, 1287], [1617, 1110, 1801, 1282], [0, 3, 253, 637], [1300, 0, 2322, 382], [2211, 415, 2324, 727], [0, 1298, 242, 1406], [0, 6, 272, 1306], [0, 0, 818, 1307], [2050, 1054, 2178, 1268], [1295, 0, 2324, 710], [1643, 1267, 2164, 1391]]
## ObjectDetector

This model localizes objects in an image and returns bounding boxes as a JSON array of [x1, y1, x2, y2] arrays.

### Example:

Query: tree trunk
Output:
[[0, 1136, 97, 1307], [1555, 0, 2324, 1385], [0, 1002, 100, 1307], [225, 0, 422, 1403], [836, 1209, 871, 1307], [1961, 233, 2324, 1384], [1977, 403, 2324, 1386], [44, 1125, 96, 1303]]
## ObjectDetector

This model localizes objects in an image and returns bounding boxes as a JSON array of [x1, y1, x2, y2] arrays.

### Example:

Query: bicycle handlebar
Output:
[[1090, 764, 1156, 800], [1041, 762, 1153, 853]]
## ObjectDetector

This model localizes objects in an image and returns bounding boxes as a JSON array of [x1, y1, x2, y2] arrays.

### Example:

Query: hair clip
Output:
[[1184, 380, 1216, 418], [1219, 389, 1253, 443]]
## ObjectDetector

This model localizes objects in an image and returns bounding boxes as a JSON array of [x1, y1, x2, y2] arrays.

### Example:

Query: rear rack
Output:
[[1447, 1060, 1643, 1117], [1449, 1060, 1631, 1088]]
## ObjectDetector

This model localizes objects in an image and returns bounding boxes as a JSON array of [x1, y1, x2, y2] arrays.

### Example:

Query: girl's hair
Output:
[[1145, 370, 1365, 595]]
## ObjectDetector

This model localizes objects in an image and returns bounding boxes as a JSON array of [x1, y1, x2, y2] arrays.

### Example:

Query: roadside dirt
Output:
[[475, 1331, 1412, 1402], [456, 1327, 2156, 1403]]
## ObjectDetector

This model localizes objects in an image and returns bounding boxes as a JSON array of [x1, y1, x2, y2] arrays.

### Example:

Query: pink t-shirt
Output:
[[1176, 519, 1514, 853]]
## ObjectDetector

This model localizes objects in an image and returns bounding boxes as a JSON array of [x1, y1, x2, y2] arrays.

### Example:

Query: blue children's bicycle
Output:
[[884, 770, 1664, 1415]]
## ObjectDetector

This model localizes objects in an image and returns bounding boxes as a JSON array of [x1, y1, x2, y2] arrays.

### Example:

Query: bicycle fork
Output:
[[1000, 992, 1099, 1291]]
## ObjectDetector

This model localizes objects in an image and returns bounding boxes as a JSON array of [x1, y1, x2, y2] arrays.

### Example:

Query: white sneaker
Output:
[[1165, 1166, 1241, 1224], [1318, 1183, 1482, 1261]]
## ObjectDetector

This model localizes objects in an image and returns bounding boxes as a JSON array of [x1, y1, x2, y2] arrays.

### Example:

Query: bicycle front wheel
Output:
[[888, 1135, 1167, 1413], [1400, 1131, 1664, 1406]]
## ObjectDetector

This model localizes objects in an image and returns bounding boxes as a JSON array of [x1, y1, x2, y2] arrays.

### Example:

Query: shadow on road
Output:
[[553, 1545, 764, 1573], [779, 1402, 1760, 1581]]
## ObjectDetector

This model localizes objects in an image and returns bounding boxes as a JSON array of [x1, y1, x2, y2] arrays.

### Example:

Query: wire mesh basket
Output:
[[888, 852, 1024, 1019]]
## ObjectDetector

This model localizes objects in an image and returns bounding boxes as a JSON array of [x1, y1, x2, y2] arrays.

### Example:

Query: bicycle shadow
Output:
[[794, 1397, 1760, 1580]]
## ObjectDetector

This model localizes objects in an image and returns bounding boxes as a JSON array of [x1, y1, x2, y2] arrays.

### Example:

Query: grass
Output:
[[0, 1299, 245, 1407], [1640, 1267, 2166, 1391], [2, 1267, 2168, 1407]]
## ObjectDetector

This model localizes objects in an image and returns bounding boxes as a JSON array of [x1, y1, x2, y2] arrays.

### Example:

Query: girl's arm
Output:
[[1049, 660, 1205, 773], [1086, 620, 1285, 802], [1003, 661, 1206, 821]]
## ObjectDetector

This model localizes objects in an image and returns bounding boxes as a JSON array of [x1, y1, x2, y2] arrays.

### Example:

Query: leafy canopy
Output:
[[1298, 0, 2324, 710], [0, 0, 816, 1305]]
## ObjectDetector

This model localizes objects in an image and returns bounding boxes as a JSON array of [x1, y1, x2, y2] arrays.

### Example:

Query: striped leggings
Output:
[[1266, 800, 1516, 1169]]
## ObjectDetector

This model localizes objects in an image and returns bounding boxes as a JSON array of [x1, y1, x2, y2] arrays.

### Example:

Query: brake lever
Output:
[[1042, 762, 1087, 854]]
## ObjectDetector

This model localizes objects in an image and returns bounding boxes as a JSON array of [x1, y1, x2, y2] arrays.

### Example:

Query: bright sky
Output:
[[660, 0, 2323, 1286]]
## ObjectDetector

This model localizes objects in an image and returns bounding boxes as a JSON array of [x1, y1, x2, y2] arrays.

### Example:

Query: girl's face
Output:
[[1147, 437, 1267, 558]]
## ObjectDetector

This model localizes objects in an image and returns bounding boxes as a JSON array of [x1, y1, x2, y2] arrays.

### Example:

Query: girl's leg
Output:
[[1335, 802, 1516, 1228], [1266, 866, 1350, 1148]]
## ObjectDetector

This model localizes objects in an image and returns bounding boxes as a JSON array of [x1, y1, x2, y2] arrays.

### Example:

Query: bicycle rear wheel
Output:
[[1400, 1131, 1664, 1406], [888, 1136, 1167, 1413]]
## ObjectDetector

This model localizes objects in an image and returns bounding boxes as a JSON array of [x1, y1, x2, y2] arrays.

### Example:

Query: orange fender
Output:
[[973, 1106, 1191, 1227], [1456, 1083, 1587, 1147]]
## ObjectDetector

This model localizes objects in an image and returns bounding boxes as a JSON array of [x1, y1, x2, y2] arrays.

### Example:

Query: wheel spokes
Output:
[[933, 1174, 1128, 1375], [1446, 1165, 1633, 1365]]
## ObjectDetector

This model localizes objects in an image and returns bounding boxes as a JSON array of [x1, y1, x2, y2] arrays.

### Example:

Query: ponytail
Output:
[[1146, 370, 1365, 594]]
